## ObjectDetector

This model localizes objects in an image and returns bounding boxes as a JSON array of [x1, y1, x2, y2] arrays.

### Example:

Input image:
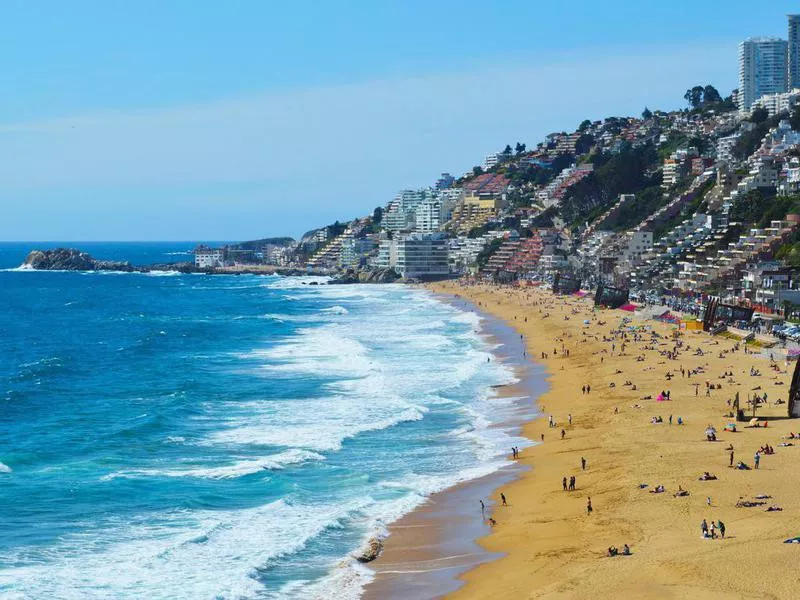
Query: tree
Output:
[[575, 133, 595, 155], [684, 86, 704, 109], [642, 107, 653, 120], [503, 144, 513, 155], [472, 166, 484, 176], [578, 119, 592, 132], [750, 107, 769, 124], [515, 142, 526, 154], [703, 85, 722, 104], [372, 206, 383, 224]]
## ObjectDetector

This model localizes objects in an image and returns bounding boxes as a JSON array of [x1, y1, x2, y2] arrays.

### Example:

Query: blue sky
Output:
[[0, 0, 797, 241]]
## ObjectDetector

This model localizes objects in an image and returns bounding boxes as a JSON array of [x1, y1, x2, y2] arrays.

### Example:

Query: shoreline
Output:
[[363, 287, 548, 599], [419, 281, 799, 600]]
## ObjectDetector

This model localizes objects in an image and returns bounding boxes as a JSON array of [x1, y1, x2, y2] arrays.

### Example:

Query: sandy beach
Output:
[[392, 281, 800, 599]]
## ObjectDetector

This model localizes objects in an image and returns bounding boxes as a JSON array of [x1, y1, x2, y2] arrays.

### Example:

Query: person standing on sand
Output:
[[501, 493, 507, 506], [561, 429, 566, 440], [729, 449, 734, 467], [568, 414, 572, 425], [718, 520, 726, 538], [587, 497, 593, 515], [563, 477, 568, 491], [754, 452, 760, 469], [581, 457, 586, 470], [480, 500, 485, 515]]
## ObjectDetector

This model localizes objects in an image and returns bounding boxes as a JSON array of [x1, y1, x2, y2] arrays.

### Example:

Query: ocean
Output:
[[0, 242, 530, 599]]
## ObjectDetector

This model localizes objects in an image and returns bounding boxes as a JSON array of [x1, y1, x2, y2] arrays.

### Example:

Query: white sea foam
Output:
[[0, 462, 12, 473], [103, 449, 325, 480], [320, 305, 349, 315], [0, 498, 373, 600]]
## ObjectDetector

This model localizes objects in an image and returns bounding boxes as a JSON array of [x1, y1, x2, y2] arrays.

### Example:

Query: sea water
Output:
[[0, 243, 529, 599]]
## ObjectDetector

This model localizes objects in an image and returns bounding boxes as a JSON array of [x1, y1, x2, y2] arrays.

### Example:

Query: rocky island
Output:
[[21, 248, 198, 273]]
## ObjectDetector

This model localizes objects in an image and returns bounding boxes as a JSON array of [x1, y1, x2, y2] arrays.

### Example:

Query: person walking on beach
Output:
[[587, 497, 593, 515], [701, 519, 708, 537], [501, 493, 507, 507], [561, 429, 566, 440], [754, 452, 760, 469], [718, 520, 726, 539], [581, 456, 586, 471], [563, 476, 568, 491], [570, 475, 576, 491], [480, 500, 485, 515], [568, 414, 572, 426], [548, 415, 554, 428], [729, 449, 734, 467]]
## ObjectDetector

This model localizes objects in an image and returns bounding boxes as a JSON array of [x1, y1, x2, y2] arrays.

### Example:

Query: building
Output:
[[739, 37, 789, 111], [435, 173, 455, 190], [415, 198, 445, 234], [376, 233, 449, 278], [193, 245, 224, 268], [750, 88, 800, 116], [339, 236, 377, 268], [789, 15, 800, 89]]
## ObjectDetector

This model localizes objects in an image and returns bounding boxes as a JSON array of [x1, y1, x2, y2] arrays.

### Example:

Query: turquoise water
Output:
[[0, 243, 528, 599]]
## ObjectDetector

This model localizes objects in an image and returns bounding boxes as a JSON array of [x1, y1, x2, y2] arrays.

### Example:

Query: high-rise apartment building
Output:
[[789, 15, 800, 89], [738, 37, 788, 111]]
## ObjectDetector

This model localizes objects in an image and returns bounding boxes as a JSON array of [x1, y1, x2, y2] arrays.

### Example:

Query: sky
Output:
[[0, 0, 797, 241]]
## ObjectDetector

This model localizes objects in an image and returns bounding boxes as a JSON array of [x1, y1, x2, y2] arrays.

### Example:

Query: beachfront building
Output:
[[738, 37, 789, 112], [193, 245, 225, 268], [376, 233, 448, 279]]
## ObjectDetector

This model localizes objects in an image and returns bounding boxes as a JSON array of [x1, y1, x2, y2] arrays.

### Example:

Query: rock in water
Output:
[[355, 537, 383, 563], [21, 248, 135, 272]]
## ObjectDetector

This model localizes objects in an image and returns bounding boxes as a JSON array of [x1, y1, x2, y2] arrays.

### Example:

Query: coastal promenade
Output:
[[425, 281, 799, 599]]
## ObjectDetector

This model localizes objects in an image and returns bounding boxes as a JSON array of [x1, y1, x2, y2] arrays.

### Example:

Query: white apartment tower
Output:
[[789, 15, 800, 90], [738, 37, 788, 111]]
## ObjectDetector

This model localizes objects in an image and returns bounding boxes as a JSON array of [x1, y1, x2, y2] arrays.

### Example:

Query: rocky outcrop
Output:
[[354, 536, 383, 563], [331, 268, 401, 284], [22, 249, 137, 272]]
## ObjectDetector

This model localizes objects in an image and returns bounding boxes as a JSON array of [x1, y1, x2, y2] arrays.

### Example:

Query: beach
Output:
[[365, 295, 547, 599], [378, 280, 800, 599]]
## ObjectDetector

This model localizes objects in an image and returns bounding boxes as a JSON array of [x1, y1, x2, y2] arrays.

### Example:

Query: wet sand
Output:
[[364, 290, 547, 599]]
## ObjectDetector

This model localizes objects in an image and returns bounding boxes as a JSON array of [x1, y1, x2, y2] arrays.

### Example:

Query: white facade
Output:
[[621, 231, 653, 264], [751, 88, 800, 116], [194, 247, 224, 268], [739, 37, 789, 111], [415, 199, 444, 233]]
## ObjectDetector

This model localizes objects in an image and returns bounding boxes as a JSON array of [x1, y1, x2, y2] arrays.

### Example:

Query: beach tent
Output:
[[618, 303, 637, 312]]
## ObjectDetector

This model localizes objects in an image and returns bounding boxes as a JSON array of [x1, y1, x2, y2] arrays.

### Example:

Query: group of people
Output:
[[562, 475, 577, 491], [607, 544, 631, 557], [700, 518, 726, 539]]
